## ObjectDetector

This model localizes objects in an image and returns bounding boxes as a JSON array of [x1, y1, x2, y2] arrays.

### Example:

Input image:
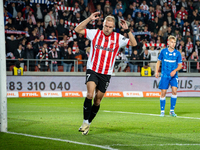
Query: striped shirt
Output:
[[84, 29, 130, 75]]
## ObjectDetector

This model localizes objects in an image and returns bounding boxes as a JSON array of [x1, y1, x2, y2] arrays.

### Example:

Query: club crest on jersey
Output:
[[109, 39, 115, 43], [95, 45, 114, 52], [173, 53, 176, 56], [166, 52, 168, 55]]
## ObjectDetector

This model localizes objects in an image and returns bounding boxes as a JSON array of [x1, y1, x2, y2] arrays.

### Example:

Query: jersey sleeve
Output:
[[119, 34, 130, 48], [158, 49, 163, 61], [84, 29, 98, 41], [177, 51, 182, 64]]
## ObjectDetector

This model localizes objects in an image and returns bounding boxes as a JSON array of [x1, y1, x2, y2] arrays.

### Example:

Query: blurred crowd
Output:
[[4, 0, 200, 73]]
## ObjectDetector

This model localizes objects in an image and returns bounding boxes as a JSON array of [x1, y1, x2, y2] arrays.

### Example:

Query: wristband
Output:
[[124, 29, 130, 33]]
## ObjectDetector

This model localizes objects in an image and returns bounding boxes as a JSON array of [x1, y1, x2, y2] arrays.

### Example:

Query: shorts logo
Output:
[[105, 82, 109, 90]]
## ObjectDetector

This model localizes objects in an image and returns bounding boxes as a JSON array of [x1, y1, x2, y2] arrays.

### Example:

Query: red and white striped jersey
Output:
[[84, 29, 130, 75]]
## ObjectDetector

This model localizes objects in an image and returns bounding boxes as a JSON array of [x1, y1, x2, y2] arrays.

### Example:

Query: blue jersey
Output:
[[158, 48, 182, 78]]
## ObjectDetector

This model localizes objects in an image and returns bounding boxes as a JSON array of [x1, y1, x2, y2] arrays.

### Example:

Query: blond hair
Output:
[[168, 35, 176, 41], [104, 15, 115, 24]]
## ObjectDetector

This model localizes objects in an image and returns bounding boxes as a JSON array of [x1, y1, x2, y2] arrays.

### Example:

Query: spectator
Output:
[[140, 0, 149, 11], [13, 43, 26, 69], [14, 12, 25, 30], [36, 22, 44, 38], [141, 62, 153, 76], [193, 39, 200, 57], [178, 40, 186, 54], [70, 40, 79, 54], [72, 12, 85, 24], [13, 60, 23, 76], [191, 20, 200, 45], [163, 26, 172, 42], [44, 9, 56, 28], [96, 4, 104, 20], [29, 29, 38, 42], [185, 37, 193, 57], [45, 21, 56, 38], [74, 47, 83, 72], [68, 25, 77, 40], [38, 47, 48, 71], [113, 4, 123, 15], [96, 18, 103, 30], [82, 6, 91, 21], [26, 18, 35, 33], [140, 48, 151, 62], [114, 49, 128, 72], [171, 1, 177, 16], [5, 18, 15, 30], [6, 35, 25, 54], [22, 5, 34, 19], [26, 10, 36, 25], [25, 42, 35, 71], [148, 46, 160, 72], [79, 0, 86, 13], [180, 52, 187, 72], [77, 34, 86, 51], [175, 6, 188, 20], [59, 34, 73, 47], [56, 19, 67, 41], [48, 47, 60, 72], [129, 49, 140, 72], [104, 1, 113, 17], [8, 3, 19, 19], [62, 46, 75, 72], [73, 2, 81, 15], [48, 32, 57, 40], [62, 10, 73, 21], [135, 12, 145, 23], [189, 51, 200, 72], [136, 21, 145, 32], [34, 4, 44, 22]]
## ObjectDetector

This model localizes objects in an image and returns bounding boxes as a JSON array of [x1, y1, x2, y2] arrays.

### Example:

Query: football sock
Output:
[[170, 95, 177, 112], [83, 97, 92, 120], [89, 104, 100, 123], [160, 97, 166, 113]]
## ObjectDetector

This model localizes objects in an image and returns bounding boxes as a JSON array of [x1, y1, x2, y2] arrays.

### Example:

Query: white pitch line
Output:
[[103, 110, 200, 120], [7, 111, 81, 113], [6, 131, 118, 150], [110, 143, 200, 147]]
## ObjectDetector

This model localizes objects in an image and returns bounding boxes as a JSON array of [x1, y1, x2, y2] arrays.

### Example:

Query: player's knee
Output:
[[161, 92, 166, 97], [94, 99, 101, 106], [87, 93, 93, 99], [172, 91, 177, 95]]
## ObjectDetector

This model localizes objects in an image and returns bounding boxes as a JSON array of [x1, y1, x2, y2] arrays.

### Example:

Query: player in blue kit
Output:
[[155, 35, 182, 117]]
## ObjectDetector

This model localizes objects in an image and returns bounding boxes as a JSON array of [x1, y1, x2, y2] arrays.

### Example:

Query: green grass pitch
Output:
[[0, 97, 200, 150]]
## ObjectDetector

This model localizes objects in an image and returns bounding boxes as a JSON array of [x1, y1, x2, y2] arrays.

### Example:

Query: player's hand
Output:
[[120, 19, 128, 30], [170, 70, 176, 77], [155, 72, 159, 78], [89, 12, 100, 21]]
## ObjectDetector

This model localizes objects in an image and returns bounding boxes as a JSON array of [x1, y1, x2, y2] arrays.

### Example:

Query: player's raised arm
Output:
[[75, 12, 100, 35], [120, 19, 137, 47]]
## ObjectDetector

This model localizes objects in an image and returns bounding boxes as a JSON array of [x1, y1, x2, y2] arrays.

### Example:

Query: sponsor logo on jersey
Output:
[[95, 45, 114, 52]]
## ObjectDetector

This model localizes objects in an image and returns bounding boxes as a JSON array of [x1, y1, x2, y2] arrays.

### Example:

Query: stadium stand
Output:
[[4, 0, 200, 73]]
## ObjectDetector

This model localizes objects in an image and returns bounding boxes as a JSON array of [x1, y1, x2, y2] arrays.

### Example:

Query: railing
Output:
[[6, 59, 200, 73]]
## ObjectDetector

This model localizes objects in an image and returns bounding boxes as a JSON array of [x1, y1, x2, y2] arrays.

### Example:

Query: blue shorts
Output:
[[159, 76, 178, 89]]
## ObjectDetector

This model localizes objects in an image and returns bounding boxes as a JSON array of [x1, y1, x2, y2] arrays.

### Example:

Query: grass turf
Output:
[[0, 97, 200, 150]]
